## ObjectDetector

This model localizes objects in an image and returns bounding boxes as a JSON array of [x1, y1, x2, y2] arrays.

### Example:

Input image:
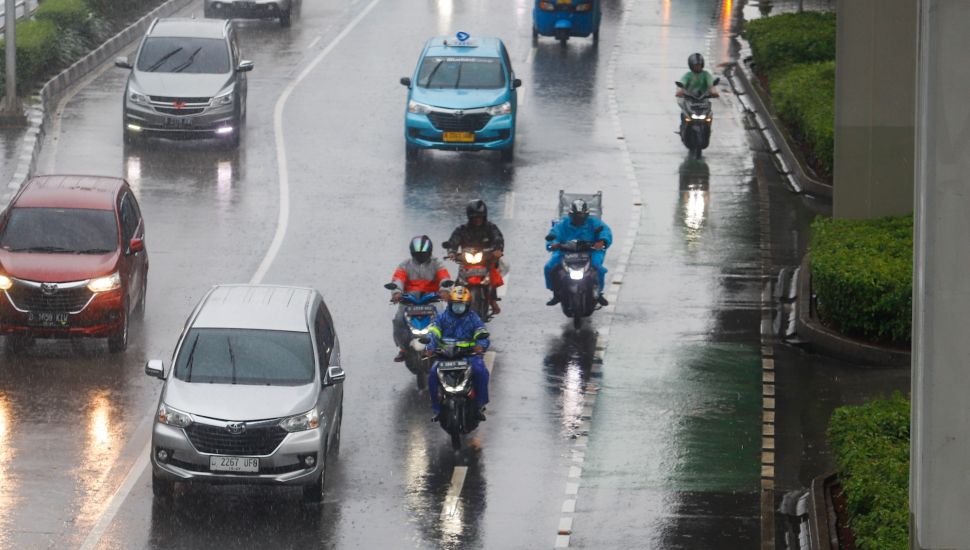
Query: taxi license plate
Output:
[[442, 131, 475, 143], [28, 311, 69, 327], [557, 0, 572, 4], [210, 456, 259, 473]]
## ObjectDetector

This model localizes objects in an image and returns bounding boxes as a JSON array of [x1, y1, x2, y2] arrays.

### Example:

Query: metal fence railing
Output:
[[0, 0, 41, 33]]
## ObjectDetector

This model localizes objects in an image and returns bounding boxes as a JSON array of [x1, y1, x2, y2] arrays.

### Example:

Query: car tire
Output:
[[279, 9, 291, 27], [108, 301, 129, 354], [332, 404, 342, 455], [302, 445, 327, 504], [123, 126, 140, 148], [500, 144, 514, 163], [152, 470, 173, 499], [405, 144, 420, 162]]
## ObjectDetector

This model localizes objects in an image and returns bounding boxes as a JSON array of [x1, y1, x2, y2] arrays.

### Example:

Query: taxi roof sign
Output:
[[443, 31, 478, 47]]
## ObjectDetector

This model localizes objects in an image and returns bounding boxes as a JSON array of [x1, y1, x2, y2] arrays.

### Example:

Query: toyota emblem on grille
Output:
[[226, 422, 246, 435], [454, 110, 465, 117], [40, 282, 58, 295]]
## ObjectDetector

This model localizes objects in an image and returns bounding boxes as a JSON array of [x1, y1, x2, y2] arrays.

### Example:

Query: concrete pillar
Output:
[[833, 0, 916, 219], [911, 1, 970, 548]]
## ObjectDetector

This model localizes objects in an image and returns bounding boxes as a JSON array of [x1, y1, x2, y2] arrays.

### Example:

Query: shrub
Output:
[[743, 11, 837, 77], [36, 0, 91, 35], [0, 19, 59, 94], [84, 0, 155, 24], [772, 61, 835, 176], [827, 393, 910, 550], [810, 214, 913, 344]]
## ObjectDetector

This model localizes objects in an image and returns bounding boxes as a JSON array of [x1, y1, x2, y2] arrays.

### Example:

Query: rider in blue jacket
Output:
[[427, 285, 490, 421], [545, 199, 613, 306]]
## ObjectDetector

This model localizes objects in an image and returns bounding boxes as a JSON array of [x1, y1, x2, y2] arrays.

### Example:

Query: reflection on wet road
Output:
[[4, 0, 776, 547]]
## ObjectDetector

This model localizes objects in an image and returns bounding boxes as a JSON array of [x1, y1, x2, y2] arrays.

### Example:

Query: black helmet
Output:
[[568, 199, 589, 226], [466, 199, 488, 222], [409, 235, 433, 264], [688, 53, 705, 70]]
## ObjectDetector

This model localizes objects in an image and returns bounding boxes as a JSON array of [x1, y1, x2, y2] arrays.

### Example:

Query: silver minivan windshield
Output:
[[174, 328, 315, 386]]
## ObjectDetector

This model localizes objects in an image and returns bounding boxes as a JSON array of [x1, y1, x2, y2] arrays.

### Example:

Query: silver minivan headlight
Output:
[[158, 403, 193, 428], [279, 408, 320, 432], [211, 88, 234, 106], [128, 85, 150, 106]]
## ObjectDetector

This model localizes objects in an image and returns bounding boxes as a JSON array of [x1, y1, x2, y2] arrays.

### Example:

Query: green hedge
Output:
[[827, 393, 910, 550], [810, 214, 913, 344], [0, 20, 59, 94], [743, 11, 837, 77], [773, 61, 835, 176], [36, 0, 91, 35]]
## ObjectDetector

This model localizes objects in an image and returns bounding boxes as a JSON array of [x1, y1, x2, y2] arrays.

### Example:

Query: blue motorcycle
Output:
[[533, 0, 601, 46], [385, 283, 440, 389]]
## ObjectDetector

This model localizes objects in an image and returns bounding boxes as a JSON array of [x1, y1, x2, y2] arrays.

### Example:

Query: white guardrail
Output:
[[0, 0, 40, 33]]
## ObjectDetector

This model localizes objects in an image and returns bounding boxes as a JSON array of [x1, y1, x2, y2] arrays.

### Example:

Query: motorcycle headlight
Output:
[[465, 251, 483, 264], [280, 408, 320, 432], [128, 86, 150, 106], [0, 275, 11, 291], [158, 403, 193, 428], [691, 113, 707, 120], [486, 101, 512, 116], [87, 272, 121, 293], [408, 100, 433, 115], [569, 269, 585, 280], [411, 327, 431, 335], [211, 88, 234, 106]]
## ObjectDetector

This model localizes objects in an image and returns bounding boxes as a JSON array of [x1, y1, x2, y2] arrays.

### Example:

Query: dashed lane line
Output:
[[77, 1, 384, 548]]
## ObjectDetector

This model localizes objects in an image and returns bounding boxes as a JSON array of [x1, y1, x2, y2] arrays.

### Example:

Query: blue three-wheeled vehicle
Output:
[[533, 0, 601, 45]]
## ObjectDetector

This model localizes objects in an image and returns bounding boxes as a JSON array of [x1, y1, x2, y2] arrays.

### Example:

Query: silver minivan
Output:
[[145, 285, 344, 503]]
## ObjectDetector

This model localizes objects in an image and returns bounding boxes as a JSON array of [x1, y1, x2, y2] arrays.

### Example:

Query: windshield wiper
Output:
[[8, 245, 74, 253], [422, 59, 446, 88], [226, 336, 237, 385], [146, 47, 183, 72], [171, 47, 203, 73], [454, 62, 463, 89], [75, 248, 115, 254], [183, 333, 200, 383]]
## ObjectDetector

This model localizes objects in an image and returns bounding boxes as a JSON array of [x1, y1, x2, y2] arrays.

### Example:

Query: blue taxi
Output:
[[400, 33, 521, 162]]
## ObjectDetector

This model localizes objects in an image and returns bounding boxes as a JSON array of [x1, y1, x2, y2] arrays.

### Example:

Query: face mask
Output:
[[450, 303, 468, 315]]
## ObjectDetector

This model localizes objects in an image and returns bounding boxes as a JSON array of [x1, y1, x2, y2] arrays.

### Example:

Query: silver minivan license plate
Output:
[[210, 456, 259, 473]]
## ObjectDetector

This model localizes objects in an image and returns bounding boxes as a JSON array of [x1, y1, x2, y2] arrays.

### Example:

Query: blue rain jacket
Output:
[[546, 216, 614, 250], [428, 308, 490, 350]]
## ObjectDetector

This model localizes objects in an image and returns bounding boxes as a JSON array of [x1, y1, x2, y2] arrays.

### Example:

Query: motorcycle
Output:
[[427, 335, 488, 450], [385, 283, 440, 390], [548, 237, 602, 329], [445, 245, 498, 322], [676, 77, 720, 159]]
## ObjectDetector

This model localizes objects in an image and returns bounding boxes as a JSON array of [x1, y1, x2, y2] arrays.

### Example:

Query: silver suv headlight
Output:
[[211, 88, 234, 107], [128, 85, 150, 106], [408, 100, 433, 115], [279, 408, 320, 432], [157, 403, 193, 428], [486, 101, 512, 116]]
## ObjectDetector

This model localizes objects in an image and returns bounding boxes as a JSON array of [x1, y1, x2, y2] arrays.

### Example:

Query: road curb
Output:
[[727, 35, 832, 199], [794, 254, 911, 367], [1, 0, 194, 210]]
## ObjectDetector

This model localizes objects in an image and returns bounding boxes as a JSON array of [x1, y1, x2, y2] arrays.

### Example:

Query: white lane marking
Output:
[[308, 35, 323, 49], [524, 46, 536, 65], [77, 2, 384, 548], [483, 350, 496, 374], [442, 466, 468, 518], [503, 191, 515, 219], [253, 0, 383, 284]]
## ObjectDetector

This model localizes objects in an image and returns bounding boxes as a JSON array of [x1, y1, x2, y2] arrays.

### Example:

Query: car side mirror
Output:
[[145, 359, 164, 379], [236, 60, 254, 72], [326, 365, 346, 385], [712, 77, 721, 86], [675, 81, 684, 88], [383, 282, 397, 290], [400, 77, 411, 87], [513, 78, 522, 89], [115, 56, 133, 70], [129, 237, 144, 254]]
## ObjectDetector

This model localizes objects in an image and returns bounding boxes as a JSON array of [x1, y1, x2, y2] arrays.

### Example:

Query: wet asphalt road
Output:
[[2, 0, 793, 547]]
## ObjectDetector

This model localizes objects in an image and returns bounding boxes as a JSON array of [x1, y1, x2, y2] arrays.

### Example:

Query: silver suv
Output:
[[115, 18, 254, 148], [145, 285, 345, 503]]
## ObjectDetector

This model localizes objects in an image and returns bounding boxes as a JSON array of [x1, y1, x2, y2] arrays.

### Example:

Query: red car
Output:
[[0, 175, 148, 353]]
